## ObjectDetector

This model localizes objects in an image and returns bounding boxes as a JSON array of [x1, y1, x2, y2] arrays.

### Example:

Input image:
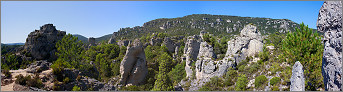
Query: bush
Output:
[[235, 74, 248, 91], [270, 77, 281, 86], [2, 69, 11, 78], [238, 65, 245, 72], [198, 76, 224, 91], [271, 86, 280, 91], [15, 74, 43, 88], [224, 68, 237, 86], [51, 63, 64, 81], [255, 75, 268, 89], [72, 85, 81, 91], [247, 62, 259, 74], [63, 77, 70, 84]]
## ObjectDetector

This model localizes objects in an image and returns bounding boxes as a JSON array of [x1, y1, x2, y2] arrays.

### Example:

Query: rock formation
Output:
[[24, 24, 66, 61], [108, 32, 117, 44], [290, 61, 305, 91], [26, 60, 52, 73], [119, 39, 148, 86], [162, 37, 177, 53], [181, 32, 234, 91], [183, 35, 202, 78], [317, 1, 342, 91], [117, 40, 130, 47], [193, 42, 232, 89], [225, 24, 263, 64]]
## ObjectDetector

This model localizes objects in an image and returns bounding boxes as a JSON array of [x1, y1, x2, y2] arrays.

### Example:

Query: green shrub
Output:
[[2, 69, 11, 78], [270, 77, 281, 86], [224, 68, 237, 86], [15, 74, 43, 88], [51, 63, 64, 81], [72, 85, 81, 91], [63, 77, 70, 84], [238, 65, 245, 72], [271, 86, 280, 91], [235, 74, 248, 91], [255, 75, 268, 89], [247, 62, 259, 74], [198, 76, 224, 91]]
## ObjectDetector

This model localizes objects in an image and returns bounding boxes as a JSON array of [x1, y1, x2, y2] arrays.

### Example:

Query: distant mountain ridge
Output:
[[72, 34, 112, 44], [109, 14, 318, 41]]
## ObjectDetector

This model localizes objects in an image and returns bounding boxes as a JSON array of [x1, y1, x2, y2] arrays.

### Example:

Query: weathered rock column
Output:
[[290, 61, 305, 91], [317, 1, 342, 91], [119, 39, 148, 86]]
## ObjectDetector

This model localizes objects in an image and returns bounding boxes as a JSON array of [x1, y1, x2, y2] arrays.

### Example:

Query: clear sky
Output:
[[1, 1, 324, 43]]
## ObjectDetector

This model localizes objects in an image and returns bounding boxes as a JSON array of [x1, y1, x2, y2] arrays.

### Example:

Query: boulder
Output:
[[23, 24, 66, 61], [225, 24, 263, 64], [119, 39, 148, 86], [290, 61, 305, 91], [317, 1, 342, 91]]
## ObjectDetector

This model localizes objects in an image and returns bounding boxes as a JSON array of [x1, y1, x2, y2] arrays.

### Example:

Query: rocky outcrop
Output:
[[117, 40, 130, 47], [225, 24, 263, 64], [108, 32, 117, 44], [163, 37, 177, 53], [150, 37, 163, 46], [183, 35, 202, 78], [317, 1, 342, 91], [64, 76, 116, 91], [119, 39, 148, 86], [181, 32, 234, 91], [24, 24, 66, 61], [290, 61, 305, 91], [26, 60, 52, 73]]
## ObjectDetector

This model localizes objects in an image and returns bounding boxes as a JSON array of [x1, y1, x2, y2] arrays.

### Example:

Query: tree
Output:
[[255, 75, 268, 89], [281, 23, 323, 90], [168, 61, 186, 84], [55, 33, 84, 69], [235, 74, 248, 91], [152, 52, 174, 91]]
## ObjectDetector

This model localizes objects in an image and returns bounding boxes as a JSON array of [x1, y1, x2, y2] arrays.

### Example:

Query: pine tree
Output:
[[152, 52, 174, 91], [55, 33, 84, 69], [281, 22, 323, 90]]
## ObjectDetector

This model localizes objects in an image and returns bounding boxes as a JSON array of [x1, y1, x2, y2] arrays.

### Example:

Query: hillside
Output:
[[110, 14, 308, 40]]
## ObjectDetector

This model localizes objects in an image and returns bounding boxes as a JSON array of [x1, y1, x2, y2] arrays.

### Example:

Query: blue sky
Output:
[[1, 1, 324, 43]]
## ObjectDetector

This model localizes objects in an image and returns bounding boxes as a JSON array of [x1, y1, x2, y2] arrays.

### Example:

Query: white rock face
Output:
[[225, 24, 263, 64], [317, 1, 342, 91], [290, 61, 305, 91], [181, 32, 234, 91], [119, 39, 148, 86], [183, 35, 202, 78]]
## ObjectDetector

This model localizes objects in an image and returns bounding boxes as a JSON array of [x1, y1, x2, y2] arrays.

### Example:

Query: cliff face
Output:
[[24, 24, 66, 61], [317, 1, 342, 91]]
